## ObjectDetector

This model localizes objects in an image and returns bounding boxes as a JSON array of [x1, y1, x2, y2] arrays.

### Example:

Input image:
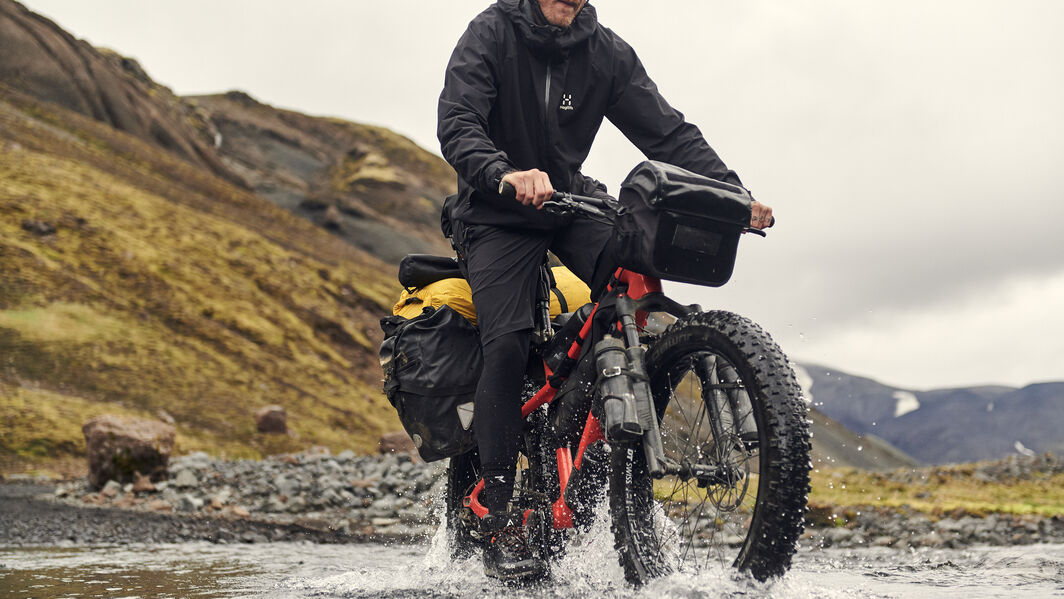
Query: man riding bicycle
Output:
[[437, 0, 773, 582]]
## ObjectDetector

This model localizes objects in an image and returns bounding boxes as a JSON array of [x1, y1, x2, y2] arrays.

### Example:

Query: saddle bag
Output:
[[398, 254, 462, 290], [379, 305, 481, 462], [612, 160, 753, 287]]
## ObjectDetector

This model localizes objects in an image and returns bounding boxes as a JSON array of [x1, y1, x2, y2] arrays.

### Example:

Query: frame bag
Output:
[[379, 305, 480, 462], [612, 160, 752, 287]]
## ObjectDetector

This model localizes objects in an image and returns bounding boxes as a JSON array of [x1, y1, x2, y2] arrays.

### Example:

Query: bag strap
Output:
[[550, 285, 568, 314]]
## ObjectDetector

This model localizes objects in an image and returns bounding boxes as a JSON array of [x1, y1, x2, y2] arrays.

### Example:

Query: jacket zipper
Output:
[[542, 67, 553, 181], [544, 69, 552, 118]]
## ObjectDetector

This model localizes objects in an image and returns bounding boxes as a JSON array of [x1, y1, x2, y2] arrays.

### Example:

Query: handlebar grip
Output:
[[499, 180, 566, 204]]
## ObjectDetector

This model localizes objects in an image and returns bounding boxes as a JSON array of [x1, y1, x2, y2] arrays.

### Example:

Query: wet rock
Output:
[[378, 431, 417, 458], [909, 531, 945, 548], [82, 415, 175, 489], [177, 494, 204, 512], [113, 493, 137, 509], [274, 474, 301, 498], [286, 495, 307, 513], [173, 469, 198, 488], [132, 472, 156, 493], [323, 205, 343, 230], [100, 480, 122, 498], [255, 405, 287, 434]]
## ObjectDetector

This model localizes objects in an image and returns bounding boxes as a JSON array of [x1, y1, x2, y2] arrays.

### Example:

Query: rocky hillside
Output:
[[0, 0, 233, 181], [0, 0, 470, 476], [189, 92, 455, 264], [799, 364, 1064, 464], [0, 75, 407, 474], [0, 0, 455, 266]]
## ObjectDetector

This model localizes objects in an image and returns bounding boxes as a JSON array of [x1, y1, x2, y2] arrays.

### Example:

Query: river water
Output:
[[3, 527, 1063, 599]]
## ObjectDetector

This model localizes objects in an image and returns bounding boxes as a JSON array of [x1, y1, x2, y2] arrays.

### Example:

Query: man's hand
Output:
[[750, 200, 773, 229], [501, 169, 554, 209]]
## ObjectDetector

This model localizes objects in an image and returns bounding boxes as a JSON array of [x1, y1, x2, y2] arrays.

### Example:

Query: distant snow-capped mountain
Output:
[[796, 364, 1063, 464]]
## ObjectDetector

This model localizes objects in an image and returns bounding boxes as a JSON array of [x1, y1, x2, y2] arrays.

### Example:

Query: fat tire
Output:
[[608, 310, 811, 584]]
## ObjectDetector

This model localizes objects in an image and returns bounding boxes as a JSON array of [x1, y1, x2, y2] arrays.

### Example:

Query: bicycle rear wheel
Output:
[[609, 310, 810, 584]]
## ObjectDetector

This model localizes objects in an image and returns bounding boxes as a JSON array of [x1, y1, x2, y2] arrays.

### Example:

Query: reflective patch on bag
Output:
[[457, 402, 475, 430]]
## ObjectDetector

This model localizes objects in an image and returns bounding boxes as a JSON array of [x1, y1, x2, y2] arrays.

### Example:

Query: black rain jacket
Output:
[[438, 0, 743, 230]]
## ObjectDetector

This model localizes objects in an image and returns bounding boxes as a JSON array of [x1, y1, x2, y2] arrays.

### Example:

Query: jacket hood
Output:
[[498, 0, 597, 56]]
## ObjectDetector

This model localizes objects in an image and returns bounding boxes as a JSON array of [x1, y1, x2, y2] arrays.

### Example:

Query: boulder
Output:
[[323, 205, 343, 230], [378, 431, 418, 458], [131, 471, 156, 493], [82, 415, 175, 490], [255, 405, 287, 434]]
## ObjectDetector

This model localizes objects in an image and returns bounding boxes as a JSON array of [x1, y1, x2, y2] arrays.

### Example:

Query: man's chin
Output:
[[542, 0, 583, 27]]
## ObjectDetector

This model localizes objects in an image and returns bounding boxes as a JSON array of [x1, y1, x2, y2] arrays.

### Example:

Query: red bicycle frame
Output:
[[465, 269, 662, 529]]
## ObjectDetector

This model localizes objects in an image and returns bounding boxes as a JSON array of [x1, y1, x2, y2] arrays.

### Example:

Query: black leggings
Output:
[[475, 330, 532, 513]]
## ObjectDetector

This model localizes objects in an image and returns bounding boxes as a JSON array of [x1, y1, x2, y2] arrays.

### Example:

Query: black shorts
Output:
[[452, 215, 613, 345]]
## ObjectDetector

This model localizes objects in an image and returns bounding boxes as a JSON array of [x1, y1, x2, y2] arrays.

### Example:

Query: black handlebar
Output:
[[499, 180, 773, 230]]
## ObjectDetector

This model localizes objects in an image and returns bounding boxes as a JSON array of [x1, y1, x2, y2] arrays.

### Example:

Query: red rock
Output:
[[378, 431, 417, 457], [147, 499, 172, 512], [230, 506, 250, 518], [255, 405, 287, 434], [132, 471, 156, 493], [82, 415, 175, 490], [113, 493, 136, 508]]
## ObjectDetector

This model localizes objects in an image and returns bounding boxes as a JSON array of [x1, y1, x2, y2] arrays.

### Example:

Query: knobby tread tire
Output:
[[609, 310, 812, 584]]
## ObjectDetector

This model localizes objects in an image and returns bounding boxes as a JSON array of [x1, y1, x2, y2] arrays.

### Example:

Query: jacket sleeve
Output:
[[605, 39, 744, 188], [437, 21, 515, 197]]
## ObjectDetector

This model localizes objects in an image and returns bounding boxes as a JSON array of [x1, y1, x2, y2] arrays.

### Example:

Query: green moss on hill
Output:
[[0, 89, 404, 476], [809, 462, 1064, 518]]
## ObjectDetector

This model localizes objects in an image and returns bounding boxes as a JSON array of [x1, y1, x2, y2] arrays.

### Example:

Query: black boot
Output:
[[479, 511, 548, 583]]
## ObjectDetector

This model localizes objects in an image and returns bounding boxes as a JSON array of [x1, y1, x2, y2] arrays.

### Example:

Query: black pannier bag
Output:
[[379, 305, 481, 462], [612, 160, 753, 287]]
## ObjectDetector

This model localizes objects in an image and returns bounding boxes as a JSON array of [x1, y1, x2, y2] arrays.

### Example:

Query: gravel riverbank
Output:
[[3, 450, 1061, 549]]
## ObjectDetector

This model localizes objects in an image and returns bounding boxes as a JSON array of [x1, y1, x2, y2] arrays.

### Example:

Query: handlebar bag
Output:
[[379, 305, 481, 462], [613, 161, 752, 286]]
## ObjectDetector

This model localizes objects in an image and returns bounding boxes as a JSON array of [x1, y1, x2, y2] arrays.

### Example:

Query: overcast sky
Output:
[[22, 0, 1064, 390]]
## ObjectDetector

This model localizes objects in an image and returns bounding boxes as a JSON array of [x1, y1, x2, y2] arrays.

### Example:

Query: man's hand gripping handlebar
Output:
[[499, 179, 774, 233]]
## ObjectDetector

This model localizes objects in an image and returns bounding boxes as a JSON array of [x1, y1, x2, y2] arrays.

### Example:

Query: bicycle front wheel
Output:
[[609, 310, 811, 584]]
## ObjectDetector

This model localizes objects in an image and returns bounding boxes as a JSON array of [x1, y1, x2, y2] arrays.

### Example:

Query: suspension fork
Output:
[[614, 295, 669, 478], [694, 355, 757, 447]]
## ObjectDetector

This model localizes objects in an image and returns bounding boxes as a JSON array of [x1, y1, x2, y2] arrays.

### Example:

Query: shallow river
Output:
[[3, 530, 1063, 599]]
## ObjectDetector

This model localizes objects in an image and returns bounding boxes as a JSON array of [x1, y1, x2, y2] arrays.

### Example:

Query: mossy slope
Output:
[[1, 87, 403, 475]]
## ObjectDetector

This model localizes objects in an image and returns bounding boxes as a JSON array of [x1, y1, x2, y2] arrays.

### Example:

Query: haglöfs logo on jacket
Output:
[[560, 94, 574, 110]]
